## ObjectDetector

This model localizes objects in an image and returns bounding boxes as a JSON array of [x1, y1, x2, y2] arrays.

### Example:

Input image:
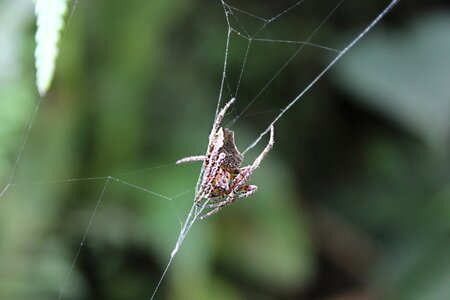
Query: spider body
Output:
[[176, 98, 274, 220], [203, 128, 258, 201]]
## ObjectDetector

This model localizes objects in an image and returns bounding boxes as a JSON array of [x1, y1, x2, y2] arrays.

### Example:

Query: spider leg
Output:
[[208, 98, 235, 145], [198, 152, 226, 203], [193, 99, 235, 204], [251, 125, 274, 170], [197, 197, 233, 220], [229, 166, 252, 193], [214, 126, 272, 208], [228, 126, 274, 191], [198, 185, 257, 220], [203, 124, 224, 170], [204, 198, 229, 209], [196, 102, 272, 219], [205, 185, 257, 208], [202, 130, 225, 190], [193, 128, 225, 202], [197, 206, 222, 220], [176, 155, 206, 164], [181, 99, 234, 173], [233, 184, 258, 200]]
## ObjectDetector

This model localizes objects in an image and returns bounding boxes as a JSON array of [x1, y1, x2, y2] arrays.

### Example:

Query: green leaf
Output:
[[34, 0, 68, 96]]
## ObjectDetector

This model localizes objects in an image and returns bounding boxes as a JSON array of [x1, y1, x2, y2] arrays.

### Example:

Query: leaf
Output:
[[34, 0, 69, 96]]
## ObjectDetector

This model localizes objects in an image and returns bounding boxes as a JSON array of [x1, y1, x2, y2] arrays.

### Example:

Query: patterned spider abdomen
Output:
[[221, 128, 243, 170]]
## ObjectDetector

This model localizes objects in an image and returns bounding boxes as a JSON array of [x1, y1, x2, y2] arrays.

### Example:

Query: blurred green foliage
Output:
[[0, 0, 449, 300], [334, 12, 450, 300]]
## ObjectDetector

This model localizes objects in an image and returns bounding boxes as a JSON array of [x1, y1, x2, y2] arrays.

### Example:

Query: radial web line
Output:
[[224, 3, 267, 22], [226, 0, 307, 39], [7, 175, 173, 202], [108, 177, 184, 226], [214, 1, 233, 117], [149, 199, 211, 300], [1, 0, 82, 201], [268, 0, 307, 23], [150, 2, 238, 298], [9, 176, 109, 186], [141, 1, 397, 299], [3, 159, 177, 192], [54, 173, 180, 299], [229, 0, 344, 128], [109, 163, 175, 177], [62, 0, 79, 39], [109, 177, 172, 200], [229, 27, 340, 53], [58, 177, 110, 300], [224, 0, 307, 25], [243, 0, 400, 155], [233, 39, 252, 98], [252, 37, 340, 53], [227, 3, 251, 38], [0, 96, 43, 199]]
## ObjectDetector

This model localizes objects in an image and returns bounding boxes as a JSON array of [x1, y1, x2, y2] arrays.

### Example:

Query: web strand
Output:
[[0, 97, 43, 199], [45, 172, 181, 299], [233, 39, 251, 98], [214, 2, 233, 116], [57, 177, 110, 300], [1, 0, 81, 198], [61, 0, 79, 39], [229, 0, 345, 129], [149, 198, 212, 300], [230, 27, 341, 53], [0, 0, 400, 298], [149, 1, 399, 299], [251, 37, 340, 53], [243, 0, 400, 155]]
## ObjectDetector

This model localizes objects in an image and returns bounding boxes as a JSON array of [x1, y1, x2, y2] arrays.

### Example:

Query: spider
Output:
[[176, 98, 274, 220]]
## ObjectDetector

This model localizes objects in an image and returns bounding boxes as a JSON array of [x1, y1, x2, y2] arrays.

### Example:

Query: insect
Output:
[[176, 98, 274, 220]]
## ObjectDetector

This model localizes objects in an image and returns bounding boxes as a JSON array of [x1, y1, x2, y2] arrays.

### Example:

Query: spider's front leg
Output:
[[208, 98, 235, 144], [176, 155, 206, 164]]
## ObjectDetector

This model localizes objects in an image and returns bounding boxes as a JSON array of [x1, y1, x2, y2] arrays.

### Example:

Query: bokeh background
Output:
[[1, 0, 449, 299]]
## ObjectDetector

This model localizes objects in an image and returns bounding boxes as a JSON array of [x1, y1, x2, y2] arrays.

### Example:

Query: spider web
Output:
[[151, 1, 399, 298], [0, 0, 399, 299]]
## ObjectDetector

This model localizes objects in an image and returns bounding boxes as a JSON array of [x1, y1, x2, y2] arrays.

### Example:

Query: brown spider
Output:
[[176, 98, 274, 220]]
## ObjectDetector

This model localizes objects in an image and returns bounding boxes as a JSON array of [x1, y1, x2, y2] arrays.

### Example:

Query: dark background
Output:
[[0, 0, 449, 299]]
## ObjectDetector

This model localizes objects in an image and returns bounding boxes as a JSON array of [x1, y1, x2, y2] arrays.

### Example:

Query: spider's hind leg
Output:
[[198, 185, 257, 220], [234, 184, 258, 200]]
